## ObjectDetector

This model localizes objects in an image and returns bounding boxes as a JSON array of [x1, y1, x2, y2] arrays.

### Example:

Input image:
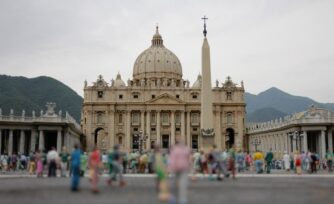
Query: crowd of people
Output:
[[0, 144, 333, 203]]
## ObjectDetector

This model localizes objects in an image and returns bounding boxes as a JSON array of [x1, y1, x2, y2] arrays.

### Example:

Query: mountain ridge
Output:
[[0, 75, 83, 122]]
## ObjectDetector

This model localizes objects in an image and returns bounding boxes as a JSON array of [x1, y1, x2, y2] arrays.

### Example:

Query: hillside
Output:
[[246, 87, 334, 122], [0, 75, 83, 122]]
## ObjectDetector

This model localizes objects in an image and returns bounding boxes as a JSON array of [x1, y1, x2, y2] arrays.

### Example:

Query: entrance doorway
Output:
[[192, 135, 198, 150], [307, 131, 319, 153], [162, 135, 169, 149], [44, 131, 57, 152], [225, 128, 235, 150]]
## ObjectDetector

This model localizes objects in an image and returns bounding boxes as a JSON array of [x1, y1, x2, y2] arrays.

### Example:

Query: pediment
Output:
[[146, 93, 185, 105]]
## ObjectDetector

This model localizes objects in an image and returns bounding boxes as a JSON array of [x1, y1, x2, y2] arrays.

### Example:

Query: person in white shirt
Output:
[[47, 147, 59, 177]]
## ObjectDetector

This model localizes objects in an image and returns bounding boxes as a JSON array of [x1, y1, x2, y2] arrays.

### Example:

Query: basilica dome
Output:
[[133, 26, 182, 81]]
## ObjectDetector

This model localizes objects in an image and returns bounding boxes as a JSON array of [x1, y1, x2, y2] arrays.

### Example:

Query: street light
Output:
[[134, 130, 148, 154], [289, 131, 304, 152], [251, 138, 261, 152]]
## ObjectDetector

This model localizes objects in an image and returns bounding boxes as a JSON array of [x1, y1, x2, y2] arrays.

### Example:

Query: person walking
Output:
[[168, 141, 191, 204], [89, 146, 101, 193], [70, 144, 81, 192], [36, 150, 43, 177], [325, 149, 333, 173], [59, 147, 69, 177], [80, 152, 88, 177], [47, 147, 59, 177], [228, 145, 237, 179], [294, 151, 302, 175], [154, 144, 170, 201], [310, 152, 318, 173], [253, 150, 264, 174], [283, 151, 290, 171], [107, 144, 126, 187], [28, 152, 36, 175], [265, 149, 274, 174]]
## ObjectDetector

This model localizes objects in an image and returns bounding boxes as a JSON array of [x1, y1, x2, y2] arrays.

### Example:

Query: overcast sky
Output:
[[0, 0, 333, 102]]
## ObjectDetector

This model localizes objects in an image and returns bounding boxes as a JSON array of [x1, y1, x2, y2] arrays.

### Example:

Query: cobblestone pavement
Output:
[[0, 175, 333, 204]]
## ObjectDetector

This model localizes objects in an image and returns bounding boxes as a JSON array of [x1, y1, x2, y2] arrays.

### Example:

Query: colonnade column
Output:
[[57, 129, 62, 152], [8, 129, 13, 155], [321, 130, 326, 158], [328, 129, 333, 151], [38, 130, 44, 151], [186, 111, 191, 148], [126, 111, 131, 151], [19, 130, 25, 154], [146, 110, 151, 150], [180, 111, 185, 143], [302, 131, 308, 152], [141, 110, 145, 133], [0, 129, 2, 154], [156, 111, 161, 146], [30, 129, 37, 152], [171, 110, 175, 146]]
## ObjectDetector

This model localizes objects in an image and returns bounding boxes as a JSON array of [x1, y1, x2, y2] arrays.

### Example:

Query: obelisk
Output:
[[200, 16, 215, 141]]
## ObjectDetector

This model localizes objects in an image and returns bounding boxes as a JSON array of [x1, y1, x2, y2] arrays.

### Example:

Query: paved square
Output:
[[0, 176, 333, 204]]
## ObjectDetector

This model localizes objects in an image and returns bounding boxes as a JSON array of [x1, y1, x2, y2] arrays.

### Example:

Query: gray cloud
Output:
[[0, 0, 333, 102]]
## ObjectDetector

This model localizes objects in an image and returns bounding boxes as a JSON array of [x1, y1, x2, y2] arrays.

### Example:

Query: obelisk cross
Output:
[[201, 15, 208, 37]]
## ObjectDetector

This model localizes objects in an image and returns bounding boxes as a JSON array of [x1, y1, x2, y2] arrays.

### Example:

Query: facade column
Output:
[[126, 111, 131, 151], [141, 110, 145, 132], [146, 110, 151, 150], [180, 111, 185, 143], [328, 129, 333, 151], [321, 130, 326, 158], [109, 110, 115, 149], [57, 129, 62, 152], [19, 130, 25, 154], [171, 111, 175, 146], [302, 131, 308, 152], [38, 130, 44, 151], [215, 111, 222, 150], [156, 111, 161, 146], [8, 129, 13, 155], [0, 129, 2, 154], [186, 111, 191, 148]]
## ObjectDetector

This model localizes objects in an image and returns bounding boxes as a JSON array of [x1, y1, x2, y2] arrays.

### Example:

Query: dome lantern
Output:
[[133, 26, 183, 82]]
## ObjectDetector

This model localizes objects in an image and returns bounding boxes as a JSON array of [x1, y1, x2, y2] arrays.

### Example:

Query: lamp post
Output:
[[134, 130, 148, 154], [251, 138, 261, 152], [289, 131, 304, 152]]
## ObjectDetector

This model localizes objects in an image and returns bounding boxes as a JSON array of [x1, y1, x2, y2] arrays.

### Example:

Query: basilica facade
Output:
[[81, 27, 246, 152]]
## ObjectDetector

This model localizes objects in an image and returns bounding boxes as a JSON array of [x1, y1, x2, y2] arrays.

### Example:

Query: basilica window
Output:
[[97, 112, 103, 124], [152, 95, 156, 99], [132, 92, 140, 99], [97, 91, 104, 98], [175, 112, 181, 123], [227, 112, 233, 124], [191, 113, 199, 124], [176, 94, 180, 99], [162, 112, 169, 123], [118, 113, 123, 123], [119, 94, 123, 99], [191, 92, 199, 99], [151, 112, 156, 123], [132, 112, 140, 123], [226, 91, 232, 100]]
